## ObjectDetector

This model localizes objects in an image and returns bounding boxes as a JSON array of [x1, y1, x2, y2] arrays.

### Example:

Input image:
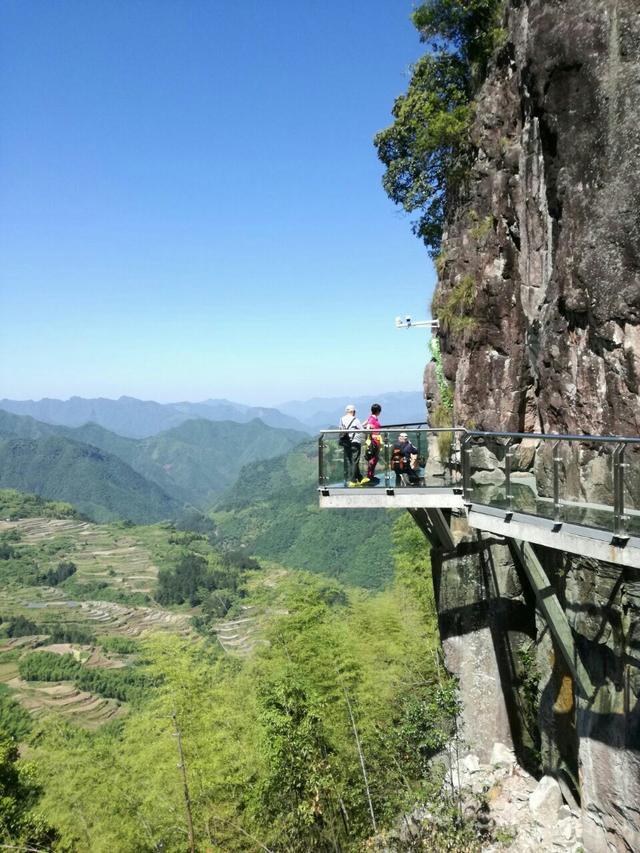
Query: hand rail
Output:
[[319, 425, 640, 443], [318, 425, 640, 540], [318, 426, 466, 435]]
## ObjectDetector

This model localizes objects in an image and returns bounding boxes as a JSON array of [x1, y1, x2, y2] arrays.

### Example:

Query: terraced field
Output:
[[0, 516, 162, 595], [210, 568, 289, 656], [0, 516, 199, 729], [6, 675, 124, 729], [0, 638, 127, 729], [0, 516, 291, 729], [78, 599, 192, 636]]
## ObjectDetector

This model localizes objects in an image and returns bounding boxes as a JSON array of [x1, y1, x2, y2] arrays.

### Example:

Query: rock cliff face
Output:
[[424, 2, 640, 851], [431, 0, 640, 436]]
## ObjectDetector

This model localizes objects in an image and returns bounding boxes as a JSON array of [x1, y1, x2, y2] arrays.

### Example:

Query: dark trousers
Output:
[[394, 464, 419, 487], [343, 441, 362, 482]]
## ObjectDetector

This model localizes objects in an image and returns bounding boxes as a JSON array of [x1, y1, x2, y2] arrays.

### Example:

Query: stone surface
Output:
[[431, 521, 536, 761], [529, 775, 563, 824], [470, 467, 506, 485], [490, 742, 516, 767], [426, 0, 640, 439], [462, 753, 481, 774]]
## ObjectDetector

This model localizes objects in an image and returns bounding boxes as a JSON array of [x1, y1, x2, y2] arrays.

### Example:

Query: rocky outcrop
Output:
[[429, 0, 640, 437], [424, 2, 640, 851], [367, 743, 584, 852]]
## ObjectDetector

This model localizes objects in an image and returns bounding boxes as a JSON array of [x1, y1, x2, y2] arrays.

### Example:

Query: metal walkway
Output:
[[318, 426, 640, 570]]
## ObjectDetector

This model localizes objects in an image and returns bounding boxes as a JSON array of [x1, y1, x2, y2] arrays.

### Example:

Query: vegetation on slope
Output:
[[374, 0, 504, 255], [0, 736, 62, 850], [26, 521, 462, 852], [0, 481, 484, 850], [214, 440, 395, 590], [0, 407, 308, 512], [0, 489, 80, 520], [70, 417, 308, 507], [0, 434, 183, 524], [19, 651, 156, 703]]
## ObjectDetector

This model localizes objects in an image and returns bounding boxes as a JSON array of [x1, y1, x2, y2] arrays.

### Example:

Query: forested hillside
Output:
[[0, 435, 182, 524], [0, 499, 469, 852], [215, 441, 395, 589], [0, 477, 468, 852], [0, 408, 306, 510]]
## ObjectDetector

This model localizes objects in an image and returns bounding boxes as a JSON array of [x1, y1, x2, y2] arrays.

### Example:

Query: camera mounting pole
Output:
[[394, 316, 440, 330]]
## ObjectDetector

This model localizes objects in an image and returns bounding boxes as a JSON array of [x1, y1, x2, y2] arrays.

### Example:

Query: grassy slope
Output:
[[214, 440, 396, 589]]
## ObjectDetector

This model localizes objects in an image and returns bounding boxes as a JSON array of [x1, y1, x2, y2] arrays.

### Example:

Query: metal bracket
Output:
[[509, 538, 594, 700], [408, 507, 456, 551]]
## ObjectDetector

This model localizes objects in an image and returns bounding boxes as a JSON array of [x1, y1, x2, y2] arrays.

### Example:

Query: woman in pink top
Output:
[[361, 403, 382, 484]]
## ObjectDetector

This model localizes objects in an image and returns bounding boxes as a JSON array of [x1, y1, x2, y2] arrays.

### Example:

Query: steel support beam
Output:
[[509, 538, 594, 700], [408, 507, 456, 550]]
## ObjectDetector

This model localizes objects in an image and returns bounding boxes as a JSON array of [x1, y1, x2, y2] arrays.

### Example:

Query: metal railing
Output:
[[318, 425, 640, 540], [318, 425, 467, 490]]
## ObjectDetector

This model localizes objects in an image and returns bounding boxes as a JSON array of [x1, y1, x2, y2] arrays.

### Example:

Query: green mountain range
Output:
[[0, 434, 181, 524], [213, 440, 396, 589], [0, 409, 307, 522], [67, 417, 308, 507]]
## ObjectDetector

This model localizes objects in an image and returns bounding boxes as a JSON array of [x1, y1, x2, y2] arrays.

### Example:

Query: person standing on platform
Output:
[[339, 404, 364, 486], [361, 403, 382, 485]]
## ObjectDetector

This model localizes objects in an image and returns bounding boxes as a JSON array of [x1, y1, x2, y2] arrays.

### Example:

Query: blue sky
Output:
[[0, 1, 436, 405]]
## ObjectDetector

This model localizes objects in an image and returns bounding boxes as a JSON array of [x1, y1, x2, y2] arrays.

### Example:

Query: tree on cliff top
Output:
[[374, 0, 504, 256]]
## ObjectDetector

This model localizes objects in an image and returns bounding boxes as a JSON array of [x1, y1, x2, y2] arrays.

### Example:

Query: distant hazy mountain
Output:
[[0, 392, 426, 439], [0, 409, 307, 511], [0, 396, 310, 438], [173, 399, 309, 433], [277, 391, 427, 430]]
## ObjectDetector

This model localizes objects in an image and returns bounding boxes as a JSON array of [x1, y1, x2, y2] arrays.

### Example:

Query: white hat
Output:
[[345, 404, 356, 412], [399, 432, 408, 440]]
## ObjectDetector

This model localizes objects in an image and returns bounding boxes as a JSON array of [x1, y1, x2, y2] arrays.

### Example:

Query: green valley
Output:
[[0, 408, 307, 523], [214, 440, 396, 589], [0, 485, 468, 852]]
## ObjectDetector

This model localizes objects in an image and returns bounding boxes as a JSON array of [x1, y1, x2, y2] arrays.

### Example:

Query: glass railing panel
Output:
[[622, 442, 640, 537], [558, 440, 614, 533], [465, 433, 509, 509], [318, 433, 348, 487], [318, 427, 464, 490], [532, 439, 567, 523], [422, 429, 461, 487]]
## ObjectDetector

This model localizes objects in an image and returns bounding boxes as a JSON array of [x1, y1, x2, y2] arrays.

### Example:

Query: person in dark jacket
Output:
[[391, 432, 419, 487]]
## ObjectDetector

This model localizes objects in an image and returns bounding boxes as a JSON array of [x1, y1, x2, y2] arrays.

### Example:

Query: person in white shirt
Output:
[[339, 404, 364, 486]]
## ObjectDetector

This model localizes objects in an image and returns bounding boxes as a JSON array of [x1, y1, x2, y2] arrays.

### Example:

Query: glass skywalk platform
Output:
[[318, 426, 640, 569]]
